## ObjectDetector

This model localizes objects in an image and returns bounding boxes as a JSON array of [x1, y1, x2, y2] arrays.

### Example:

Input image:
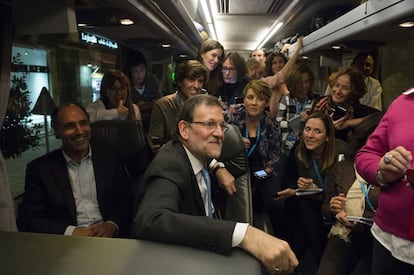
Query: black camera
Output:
[[331, 105, 347, 121], [151, 137, 165, 146]]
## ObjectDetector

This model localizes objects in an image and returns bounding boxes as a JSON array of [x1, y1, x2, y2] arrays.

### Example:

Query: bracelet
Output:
[[376, 169, 389, 187]]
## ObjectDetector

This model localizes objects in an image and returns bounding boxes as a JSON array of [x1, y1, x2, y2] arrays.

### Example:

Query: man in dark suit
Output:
[[132, 94, 298, 275], [17, 103, 132, 237]]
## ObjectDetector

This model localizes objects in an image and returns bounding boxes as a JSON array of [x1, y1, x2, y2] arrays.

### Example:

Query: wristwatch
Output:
[[209, 159, 225, 173], [376, 169, 389, 187]]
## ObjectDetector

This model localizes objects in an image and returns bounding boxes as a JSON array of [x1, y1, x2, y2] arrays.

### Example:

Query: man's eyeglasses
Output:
[[221, 67, 236, 73], [188, 121, 229, 132]]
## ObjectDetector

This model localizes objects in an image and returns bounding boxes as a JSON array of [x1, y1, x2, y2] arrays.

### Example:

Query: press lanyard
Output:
[[312, 157, 327, 189], [295, 97, 308, 114], [360, 182, 375, 212], [245, 124, 261, 157]]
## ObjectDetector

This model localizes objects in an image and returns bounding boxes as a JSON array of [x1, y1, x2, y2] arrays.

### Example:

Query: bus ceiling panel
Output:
[[303, 0, 414, 54], [74, 0, 200, 56]]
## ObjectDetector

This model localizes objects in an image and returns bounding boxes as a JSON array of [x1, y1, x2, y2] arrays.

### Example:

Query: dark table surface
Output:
[[0, 231, 263, 275]]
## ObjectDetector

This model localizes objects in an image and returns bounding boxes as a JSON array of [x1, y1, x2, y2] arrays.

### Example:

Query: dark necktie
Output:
[[201, 167, 213, 218]]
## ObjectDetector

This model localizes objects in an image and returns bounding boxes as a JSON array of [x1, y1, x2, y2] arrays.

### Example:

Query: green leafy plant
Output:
[[0, 73, 41, 159]]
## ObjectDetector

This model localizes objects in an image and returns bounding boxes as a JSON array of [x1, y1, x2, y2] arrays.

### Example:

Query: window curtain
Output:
[[0, 1, 17, 231]]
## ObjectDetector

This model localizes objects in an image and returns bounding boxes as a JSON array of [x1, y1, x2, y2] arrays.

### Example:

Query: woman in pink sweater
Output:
[[355, 88, 414, 274]]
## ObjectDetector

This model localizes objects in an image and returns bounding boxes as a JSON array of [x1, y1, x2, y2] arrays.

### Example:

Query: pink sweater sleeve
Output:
[[355, 106, 390, 185]]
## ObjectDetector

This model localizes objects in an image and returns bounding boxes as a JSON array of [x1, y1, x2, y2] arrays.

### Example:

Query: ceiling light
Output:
[[399, 21, 414, 28], [200, 1, 212, 24], [257, 22, 283, 49], [331, 45, 342, 49], [161, 43, 171, 48], [200, 0, 217, 40], [255, 0, 300, 50], [78, 23, 87, 27], [208, 23, 218, 40], [120, 18, 134, 26]]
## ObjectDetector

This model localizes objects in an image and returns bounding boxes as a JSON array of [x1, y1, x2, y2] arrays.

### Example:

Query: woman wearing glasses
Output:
[[217, 51, 249, 116], [86, 69, 142, 124], [227, 80, 283, 237]]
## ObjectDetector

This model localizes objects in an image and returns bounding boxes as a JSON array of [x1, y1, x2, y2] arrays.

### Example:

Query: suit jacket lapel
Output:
[[177, 143, 206, 215], [52, 150, 77, 223], [91, 149, 106, 208]]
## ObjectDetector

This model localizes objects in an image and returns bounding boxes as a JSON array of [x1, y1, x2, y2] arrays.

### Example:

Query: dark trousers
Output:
[[287, 198, 328, 275], [251, 173, 286, 238], [371, 237, 414, 275], [316, 235, 372, 275]]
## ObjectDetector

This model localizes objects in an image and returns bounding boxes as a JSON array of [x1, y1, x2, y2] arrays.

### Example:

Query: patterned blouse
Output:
[[276, 93, 320, 155], [228, 107, 281, 174]]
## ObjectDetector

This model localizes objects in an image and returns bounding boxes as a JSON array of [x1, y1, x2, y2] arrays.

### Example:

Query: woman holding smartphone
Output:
[[313, 67, 378, 142], [227, 80, 283, 237]]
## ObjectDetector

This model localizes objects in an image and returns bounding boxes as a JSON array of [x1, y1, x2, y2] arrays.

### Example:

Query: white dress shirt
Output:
[[182, 145, 248, 247], [62, 147, 103, 235]]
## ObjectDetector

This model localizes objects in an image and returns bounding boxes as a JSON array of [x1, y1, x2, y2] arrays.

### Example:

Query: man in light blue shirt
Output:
[[17, 103, 133, 237]]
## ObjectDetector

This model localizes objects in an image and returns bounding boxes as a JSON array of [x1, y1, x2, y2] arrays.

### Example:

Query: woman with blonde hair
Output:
[[227, 80, 283, 237]]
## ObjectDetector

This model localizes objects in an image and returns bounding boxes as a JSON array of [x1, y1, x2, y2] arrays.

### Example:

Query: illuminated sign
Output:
[[80, 32, 118, 49]]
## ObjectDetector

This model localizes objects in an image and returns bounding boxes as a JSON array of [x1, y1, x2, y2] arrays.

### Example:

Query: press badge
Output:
[[285, 133, 298, 150]]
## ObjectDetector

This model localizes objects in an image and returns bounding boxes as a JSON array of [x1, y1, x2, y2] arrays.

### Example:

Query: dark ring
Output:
[[384, 153, 393, 164]]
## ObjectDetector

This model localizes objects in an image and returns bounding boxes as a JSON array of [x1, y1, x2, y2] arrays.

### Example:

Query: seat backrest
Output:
[[90, 120, 153, 181], [218, 124, 253, 225]]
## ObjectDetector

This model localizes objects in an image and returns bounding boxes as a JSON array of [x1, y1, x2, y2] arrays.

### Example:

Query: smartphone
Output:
[[254, 169, 269, 179], [331, 105, 347, 121]]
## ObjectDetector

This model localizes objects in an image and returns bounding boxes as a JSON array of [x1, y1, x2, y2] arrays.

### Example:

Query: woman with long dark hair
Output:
[[277, 112, 349, 274], [198, 39, 224, 96]]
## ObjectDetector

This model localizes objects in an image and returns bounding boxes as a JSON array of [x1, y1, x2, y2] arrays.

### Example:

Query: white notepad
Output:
[[295, 188, 323, 196]]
